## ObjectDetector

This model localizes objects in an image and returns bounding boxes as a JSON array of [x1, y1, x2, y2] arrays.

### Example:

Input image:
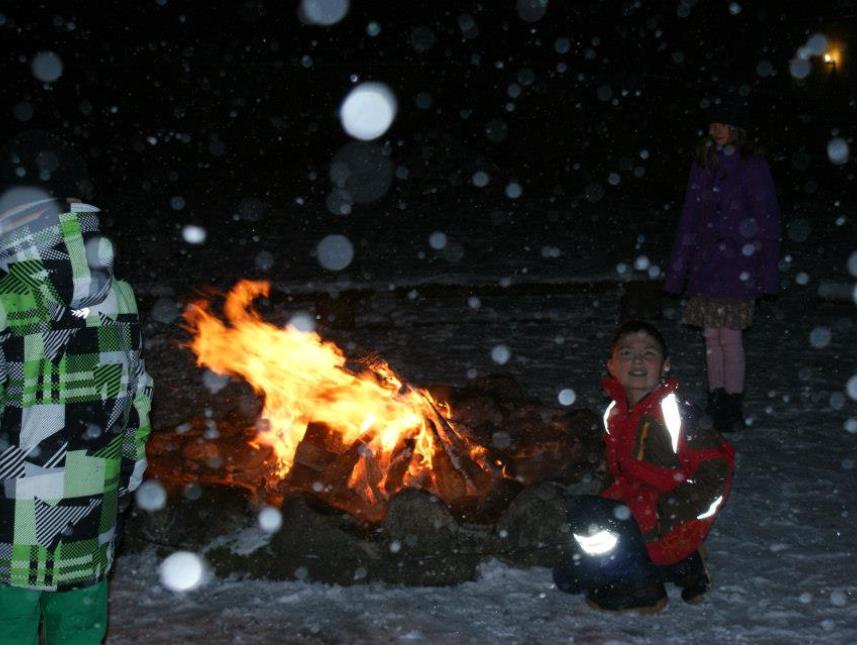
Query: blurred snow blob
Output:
[[612, 504, 631, 520], [809, 326, 832, 349], [84, 236, 114, 271], [181, 225, 206, 244], [202, 370, 229, 394], [804, 33, 829, 57], [429, 231, 447, 250], [788, 58, 811, 79], [31, 51, 63, 83], [255, 250, 274, 271], [491, 345, 511, 365], [159, 551, 206, 592], [150, 298, 181, 324], [516, 0, 548, 22], [557, 388, 576, 406], [846, 374, 857, 401], [339, 82, 397, 141], [847, 251, 857, 277], [289, 312, 315, 333], [135, 479, 167, 512], [298, 0, 349, 26], [830, 590, 848, 607], [505, 182, 522, 199], [258, 506, 283, 534], [826, 138, 849, 165], [471, 171, 490, 187], [791, 33, 831, 79], [316, 234, 354, 271]]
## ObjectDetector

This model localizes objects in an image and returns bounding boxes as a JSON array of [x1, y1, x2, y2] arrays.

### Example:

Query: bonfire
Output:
[[178, 280, 506, 521]]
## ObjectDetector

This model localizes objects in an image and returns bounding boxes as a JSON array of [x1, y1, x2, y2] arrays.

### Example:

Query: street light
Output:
[[823, 49, 841, 69]]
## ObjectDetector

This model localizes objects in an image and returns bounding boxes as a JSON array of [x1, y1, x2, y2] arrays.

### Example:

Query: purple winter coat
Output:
[[664, 148, 781, 300]]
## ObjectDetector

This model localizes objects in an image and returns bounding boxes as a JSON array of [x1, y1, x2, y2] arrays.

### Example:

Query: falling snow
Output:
[[1, 1, 855, 643]]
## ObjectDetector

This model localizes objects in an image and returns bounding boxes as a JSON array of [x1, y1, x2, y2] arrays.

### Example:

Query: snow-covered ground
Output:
[[107, 247, 857, 643]]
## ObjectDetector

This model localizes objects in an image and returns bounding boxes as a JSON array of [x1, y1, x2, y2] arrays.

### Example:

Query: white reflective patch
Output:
[[573, 529, 618, 555], [14, 468, 65, 499], [71, 307, 90, 318], [660, 392, 682, 453], [602, 401, 616, 434], [69, 202, 100, 213], [696, 495, 724, 520], [127, 459, 148, 493]]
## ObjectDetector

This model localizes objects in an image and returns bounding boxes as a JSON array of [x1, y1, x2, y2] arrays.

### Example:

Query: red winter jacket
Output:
[[600, 376, 735, 565]]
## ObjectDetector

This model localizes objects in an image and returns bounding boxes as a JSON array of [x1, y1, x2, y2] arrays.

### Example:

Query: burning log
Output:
[[289, 421, 346, 478], [145, 413, 279, 504]]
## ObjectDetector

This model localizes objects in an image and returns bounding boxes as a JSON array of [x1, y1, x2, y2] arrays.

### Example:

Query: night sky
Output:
[[2, 1, 855, 290]]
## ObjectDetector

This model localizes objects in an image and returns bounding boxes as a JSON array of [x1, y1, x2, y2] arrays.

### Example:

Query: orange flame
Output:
[[183, 280, 493, 508]]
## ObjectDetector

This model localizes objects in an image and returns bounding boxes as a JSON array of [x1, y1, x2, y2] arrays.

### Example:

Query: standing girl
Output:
[[664, 95, 781, 432]]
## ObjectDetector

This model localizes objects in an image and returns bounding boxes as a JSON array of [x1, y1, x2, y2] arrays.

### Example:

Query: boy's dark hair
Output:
[[609, 320, 668, 357]]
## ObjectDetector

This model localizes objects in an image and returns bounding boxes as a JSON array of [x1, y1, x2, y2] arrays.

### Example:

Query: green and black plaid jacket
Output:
[[0, 199, 153, 591]]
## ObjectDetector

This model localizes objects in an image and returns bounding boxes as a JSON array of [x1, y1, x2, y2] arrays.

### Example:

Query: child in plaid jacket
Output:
[[0, 195, 153, 643]]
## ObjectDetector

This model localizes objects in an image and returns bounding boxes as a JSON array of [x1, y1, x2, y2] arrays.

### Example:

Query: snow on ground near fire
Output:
[[107, 270, 857, 644]]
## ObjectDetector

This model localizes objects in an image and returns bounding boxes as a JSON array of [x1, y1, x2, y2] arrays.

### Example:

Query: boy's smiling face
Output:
[[607, 331, 670, 406]]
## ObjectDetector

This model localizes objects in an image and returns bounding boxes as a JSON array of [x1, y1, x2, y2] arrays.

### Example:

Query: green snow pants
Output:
[[0, 579, 108, 645]]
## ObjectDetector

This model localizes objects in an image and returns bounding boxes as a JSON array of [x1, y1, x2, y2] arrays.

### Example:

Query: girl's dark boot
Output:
[[724, 392, 746, 432], [705, 388, 727, 433]]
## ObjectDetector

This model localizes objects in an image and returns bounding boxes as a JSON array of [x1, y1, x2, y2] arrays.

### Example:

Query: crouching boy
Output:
[[554, 320, 734, 613]]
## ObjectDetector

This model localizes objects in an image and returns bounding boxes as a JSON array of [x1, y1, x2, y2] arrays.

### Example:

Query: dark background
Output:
[[2, 0, 856, 293]]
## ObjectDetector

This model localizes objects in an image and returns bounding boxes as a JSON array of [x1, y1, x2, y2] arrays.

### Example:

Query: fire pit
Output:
[[125, 280, 605, 585]]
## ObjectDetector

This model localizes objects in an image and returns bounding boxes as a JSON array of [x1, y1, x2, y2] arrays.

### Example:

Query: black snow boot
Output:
[[705, 388, 727, 432], [669, 550, 712, 604], [723, 392, 746, 433], [585, 582, 668, 614]]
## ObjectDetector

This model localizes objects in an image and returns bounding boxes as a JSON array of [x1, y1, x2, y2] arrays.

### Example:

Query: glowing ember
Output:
[[182, 280, 500, 515]]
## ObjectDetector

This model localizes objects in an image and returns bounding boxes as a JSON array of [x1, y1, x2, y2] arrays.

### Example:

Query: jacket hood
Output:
[[0, 199, 114, 309]]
